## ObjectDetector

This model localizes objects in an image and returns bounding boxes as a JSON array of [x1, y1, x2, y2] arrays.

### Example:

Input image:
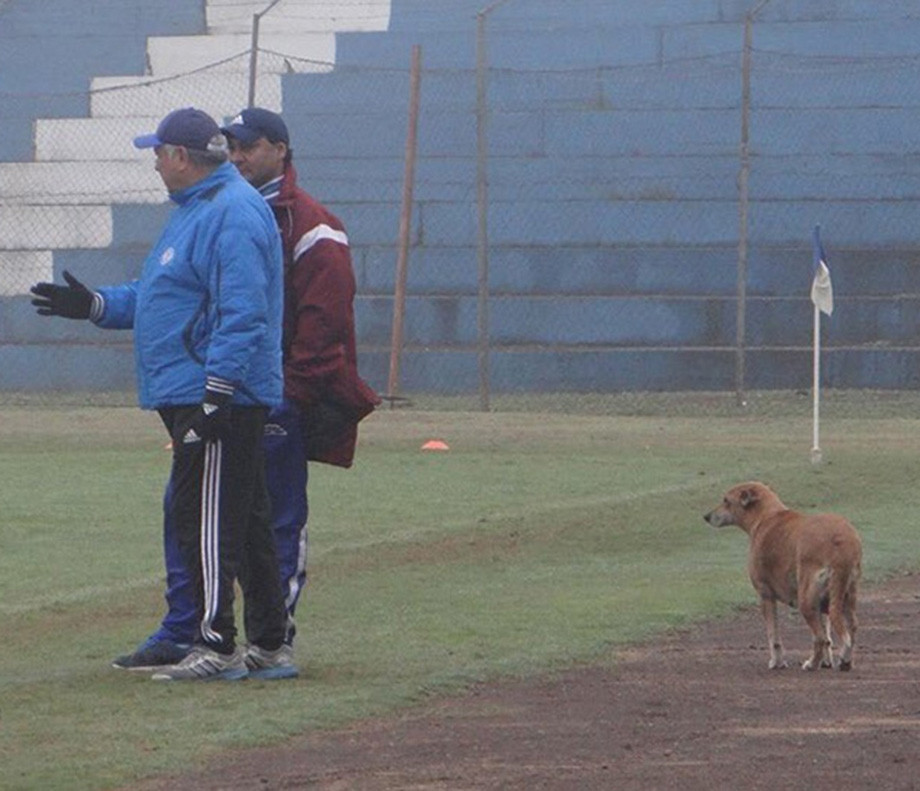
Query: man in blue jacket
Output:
[[30, 107, 294, 681], [108, 109, 381, 680]]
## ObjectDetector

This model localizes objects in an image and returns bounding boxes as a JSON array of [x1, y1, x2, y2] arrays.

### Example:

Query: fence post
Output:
[[736, 0, 774, 405], [387, 45, 422, 402], [248, 0, 283, 108], [475, 10, 491, 412], [735, 13, 753, 406]]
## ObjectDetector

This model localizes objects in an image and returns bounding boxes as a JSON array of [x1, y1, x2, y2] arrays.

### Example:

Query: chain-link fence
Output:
[[3, 0, 920, 409], [467, 1, 920, 408]]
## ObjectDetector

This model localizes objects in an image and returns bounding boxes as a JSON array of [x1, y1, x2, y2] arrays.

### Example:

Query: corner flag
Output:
[[811, 225, 833, 316]]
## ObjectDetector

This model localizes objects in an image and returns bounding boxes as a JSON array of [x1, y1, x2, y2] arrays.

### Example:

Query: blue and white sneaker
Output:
[[244, 643, 299, 680], [151, 646, 249, 682], [111, 636, 191, 671]]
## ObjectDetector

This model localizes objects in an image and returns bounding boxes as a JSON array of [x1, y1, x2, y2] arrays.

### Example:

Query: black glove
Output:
[[188, 384, 234, 443], [30, 270, 96, 319]]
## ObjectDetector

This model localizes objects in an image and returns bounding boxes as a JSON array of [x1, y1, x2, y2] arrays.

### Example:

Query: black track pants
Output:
[[160, 405, 286, 654]]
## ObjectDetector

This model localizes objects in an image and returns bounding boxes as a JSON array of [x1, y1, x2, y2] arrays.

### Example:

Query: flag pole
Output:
[[811, 303, 822, 464], [810, 224, 832, 465]]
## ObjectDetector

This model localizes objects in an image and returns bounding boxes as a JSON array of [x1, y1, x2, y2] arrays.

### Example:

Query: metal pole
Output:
[[247, 0, 284, 108], [472, 0, 514, 412], [811, 304, 822, 464], [735, 13, 753, 406], [475, 11, 491, 412], [387, 45, 422, 401], [247, 12, 261, 108], [733, 0, 774, 405]]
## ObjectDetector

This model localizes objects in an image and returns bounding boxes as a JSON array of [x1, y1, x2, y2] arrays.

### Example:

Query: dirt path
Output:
[[131, 573, 920, 790]]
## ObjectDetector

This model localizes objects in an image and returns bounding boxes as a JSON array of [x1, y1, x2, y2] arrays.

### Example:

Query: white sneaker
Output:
[[150, 646, 248, 681], [244, 643, 299, 680]]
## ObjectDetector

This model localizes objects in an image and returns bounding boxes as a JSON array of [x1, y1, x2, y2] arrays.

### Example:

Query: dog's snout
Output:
[[704, 507, 733, 528], [703, 510, 722, 527]]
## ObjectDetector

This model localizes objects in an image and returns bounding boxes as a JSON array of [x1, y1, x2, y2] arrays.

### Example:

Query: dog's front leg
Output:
[[761, 597, 787, 669]]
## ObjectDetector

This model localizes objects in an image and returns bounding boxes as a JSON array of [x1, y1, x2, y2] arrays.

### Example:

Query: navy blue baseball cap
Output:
[[133, 107, 228, 152], [221, 107, 290, 146]]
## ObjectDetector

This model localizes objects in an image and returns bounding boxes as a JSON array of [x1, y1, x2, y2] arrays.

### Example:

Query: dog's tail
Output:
[[826, 560, 860, 663], [818, 560, 860, 611]]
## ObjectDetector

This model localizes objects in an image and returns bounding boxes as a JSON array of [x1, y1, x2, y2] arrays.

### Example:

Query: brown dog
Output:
[[703, 481, 862, 671]]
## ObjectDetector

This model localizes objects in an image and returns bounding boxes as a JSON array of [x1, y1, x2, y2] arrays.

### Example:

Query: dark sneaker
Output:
[[112, 636, 191, 671], [244, 643, 299, 680], [151, 647, 248, 682]]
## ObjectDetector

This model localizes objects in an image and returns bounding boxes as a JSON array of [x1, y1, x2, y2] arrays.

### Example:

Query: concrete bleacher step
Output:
[[89, 73, 283, 120], [336, 26, 663, 69], [8, 340, 920, 394], [145, 33, 335, 76], [1, 161, 163, 204], [299, 152, 741, 203], [0, 205, 113, 249], [291, 63, 744, 114], [0, 251, 52, 296], [665, 18, 920, 61], [380, 0, 735, 32], [353, 243, 920, 301], [34, 118, 159, 162], [336, 29, 476, 68], [205, 0, 390, 35], [743, 0, 920, 22], [146, 0, 394, 75], [352, 292, 920, 350]]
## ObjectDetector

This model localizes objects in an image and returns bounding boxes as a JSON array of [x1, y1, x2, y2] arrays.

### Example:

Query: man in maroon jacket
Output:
[[222, 106, 381, 649], [112, 108, 379, 677]]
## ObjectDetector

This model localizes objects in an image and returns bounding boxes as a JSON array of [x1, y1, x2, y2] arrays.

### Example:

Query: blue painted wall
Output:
[[4, 1, 920, 394], [305, 1, 920, 393]]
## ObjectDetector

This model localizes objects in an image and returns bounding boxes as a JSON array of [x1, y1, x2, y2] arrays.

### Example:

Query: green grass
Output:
[[2, 400, 920, 789]]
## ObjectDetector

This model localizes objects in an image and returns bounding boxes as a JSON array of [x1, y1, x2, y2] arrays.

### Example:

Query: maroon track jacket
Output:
[[273, 163, 380, 467]]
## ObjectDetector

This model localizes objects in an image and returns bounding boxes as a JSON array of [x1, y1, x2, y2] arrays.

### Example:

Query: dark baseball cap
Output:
[[221, 107, 290, 146], [133, 107, 228, 152]]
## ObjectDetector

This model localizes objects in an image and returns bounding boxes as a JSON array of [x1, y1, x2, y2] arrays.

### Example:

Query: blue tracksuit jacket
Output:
[[94, 161, 282, 409]]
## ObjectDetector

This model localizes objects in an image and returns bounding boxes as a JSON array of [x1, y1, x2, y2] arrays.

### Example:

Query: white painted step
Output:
[[0, 251, 53, 296], [0, 206, 113, 249], [206, 0, 390, 35], [146, 33, 335, 76], [35, 117, 158, 162], [1, 161, 164, 204], [89, 73, 283, 119]]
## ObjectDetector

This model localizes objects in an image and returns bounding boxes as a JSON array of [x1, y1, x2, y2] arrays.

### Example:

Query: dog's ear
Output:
[[739, 488, 759, 509]]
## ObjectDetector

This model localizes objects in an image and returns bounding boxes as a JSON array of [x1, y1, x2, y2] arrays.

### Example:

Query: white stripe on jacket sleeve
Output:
[[293, 224, 349, 261]]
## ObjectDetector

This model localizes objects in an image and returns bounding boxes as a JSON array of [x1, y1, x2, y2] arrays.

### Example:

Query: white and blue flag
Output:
[[811, 225, 834, 316]]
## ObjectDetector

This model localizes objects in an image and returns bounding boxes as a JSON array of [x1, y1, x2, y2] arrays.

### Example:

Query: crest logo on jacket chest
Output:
[[160, 247, 175, 266]]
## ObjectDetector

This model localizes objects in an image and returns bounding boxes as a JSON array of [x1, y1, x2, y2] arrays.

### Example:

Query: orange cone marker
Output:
[[421, 439, 449, 451]]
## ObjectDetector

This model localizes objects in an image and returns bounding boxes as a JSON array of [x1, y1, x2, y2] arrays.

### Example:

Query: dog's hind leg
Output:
[[819, 614, 834, 668], [761, 598, 787, 669], [831, 575, 859, 671], [799, 573, 831, 671], [800, 608, 830, 671]]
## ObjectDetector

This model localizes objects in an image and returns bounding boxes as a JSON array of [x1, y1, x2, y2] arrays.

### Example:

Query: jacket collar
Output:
[[169, 161, 237, 206], [271, 162, 300, 208]]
